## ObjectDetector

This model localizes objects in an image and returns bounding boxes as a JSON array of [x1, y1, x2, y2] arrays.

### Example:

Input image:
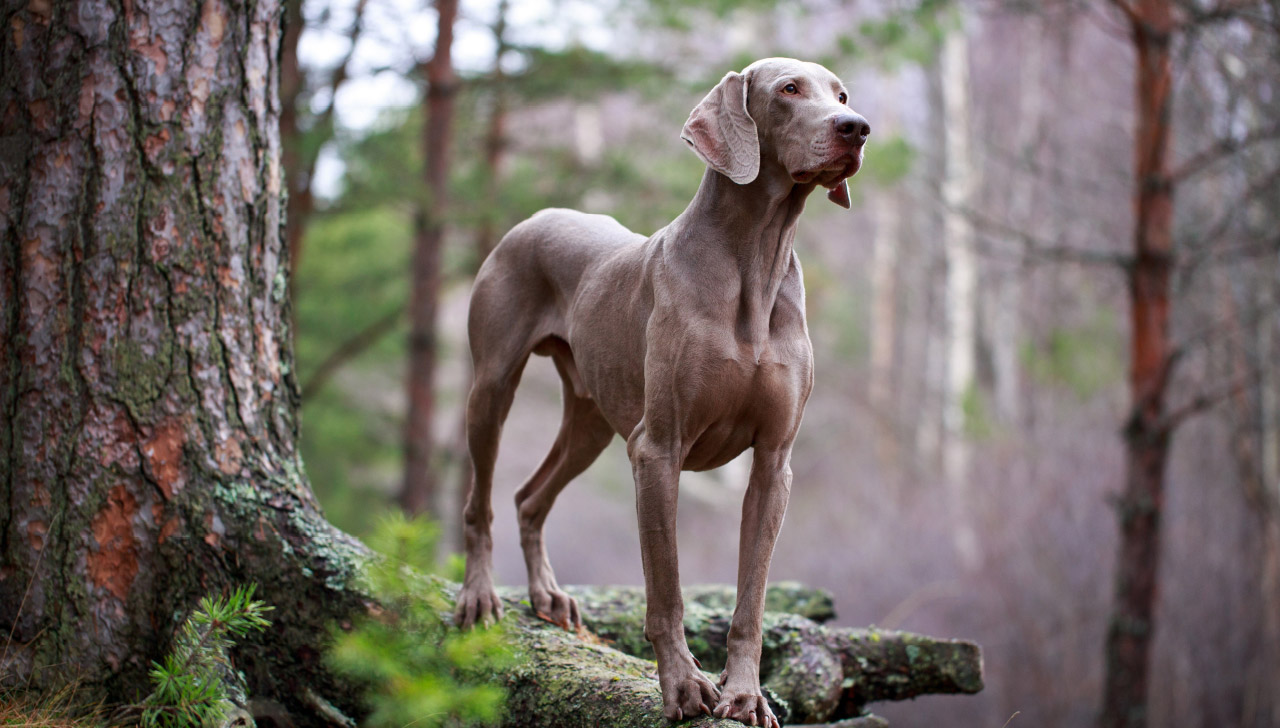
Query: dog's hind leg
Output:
[[455, 344, 529, 629], [514, 338, 614, 629]]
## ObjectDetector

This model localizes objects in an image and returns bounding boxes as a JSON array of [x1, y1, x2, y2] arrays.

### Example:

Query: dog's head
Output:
[[680, 58, 869, 208]]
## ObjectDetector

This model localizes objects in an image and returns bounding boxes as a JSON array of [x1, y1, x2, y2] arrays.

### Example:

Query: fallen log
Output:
[[454, 582, 981, 727]]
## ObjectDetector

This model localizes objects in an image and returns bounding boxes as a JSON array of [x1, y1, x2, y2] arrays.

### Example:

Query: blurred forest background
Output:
[[280, 0, 1280, 725]]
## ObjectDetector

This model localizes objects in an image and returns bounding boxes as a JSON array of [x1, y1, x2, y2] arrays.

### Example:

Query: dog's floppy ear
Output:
[[681, 71, 760, 185], [827, 179, 851, 209]]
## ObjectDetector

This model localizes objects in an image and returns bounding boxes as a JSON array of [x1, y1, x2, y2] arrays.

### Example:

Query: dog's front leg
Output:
[[628, 429, 720, 721], [714, 446, 792, 728]]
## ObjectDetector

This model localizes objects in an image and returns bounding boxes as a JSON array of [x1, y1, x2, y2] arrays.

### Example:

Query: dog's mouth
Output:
[[791, 150, 862, 188]]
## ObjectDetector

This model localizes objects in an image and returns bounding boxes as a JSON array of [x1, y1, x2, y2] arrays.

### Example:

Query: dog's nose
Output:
[[834, 113, 871, 146]]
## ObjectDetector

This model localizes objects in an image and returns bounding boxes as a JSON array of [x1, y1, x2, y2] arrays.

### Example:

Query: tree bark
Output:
[[279, 0, 369, 278], [451, 0, 511, 550], [401, 0, 460, 517], [939, 21, 981, 569], [486, 583, 982, 727], [0, 0, 369, 716], [280, 0, 307, 272], [1100, 2, 1175, 727], [474, 0, 510, 268]]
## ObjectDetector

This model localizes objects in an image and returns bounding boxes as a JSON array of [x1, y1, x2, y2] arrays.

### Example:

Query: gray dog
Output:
[[455, 58, 868, 727]]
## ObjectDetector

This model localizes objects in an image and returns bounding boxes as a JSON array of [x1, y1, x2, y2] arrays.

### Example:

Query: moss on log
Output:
[[475, 583, 982, 726]]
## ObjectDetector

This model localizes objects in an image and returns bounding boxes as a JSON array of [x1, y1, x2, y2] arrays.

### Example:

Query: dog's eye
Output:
[[839, 92, 848, 104], [782, 83, 798, 95]]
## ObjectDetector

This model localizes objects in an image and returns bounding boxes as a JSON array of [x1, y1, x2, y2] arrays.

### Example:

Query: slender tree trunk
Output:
[[868, 74, 901, 469], [940, 21, 981, 568], [473, 0, 509, 267], [988, 18, 1046, 427], [452, 0, 510, 549], [1223, 243, 1280, 726], [280, 0, 307, 273], [401, 0, 460, 516], [279, 0, 368, 278], [0, 0, 367, 714], [1100, 2, 1175, 726]]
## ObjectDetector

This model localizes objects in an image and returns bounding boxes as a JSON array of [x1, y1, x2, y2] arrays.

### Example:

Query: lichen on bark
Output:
[[481, 583, 982, 726]]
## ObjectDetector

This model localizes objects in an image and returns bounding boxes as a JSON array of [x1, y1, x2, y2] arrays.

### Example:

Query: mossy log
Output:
[[469, 583, 982, 727]]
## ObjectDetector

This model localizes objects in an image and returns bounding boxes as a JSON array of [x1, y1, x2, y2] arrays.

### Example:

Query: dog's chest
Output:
[[677, 330, 812, 470]]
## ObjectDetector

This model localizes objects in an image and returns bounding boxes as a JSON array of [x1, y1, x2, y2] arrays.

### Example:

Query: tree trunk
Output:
[[1100, 2, 1175, 727], [280, 0, 307, 273], [474, 0, 510, 267], [939, 21, 981, 569], [279, 0, 368, 279], [988, 18, 1046, 428], [869, 76, 901, 469], [0, 0, 369, 715], [486, 583, 983, 727], [401, 0, 460, 517], [451, 0, 511, 550]]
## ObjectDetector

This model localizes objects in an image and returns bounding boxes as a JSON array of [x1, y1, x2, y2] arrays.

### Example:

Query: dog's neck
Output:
[[672, 167, 813, 349]]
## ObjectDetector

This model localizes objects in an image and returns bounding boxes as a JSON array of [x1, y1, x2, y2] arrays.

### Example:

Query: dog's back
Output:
[[483, 208, 644, 306], [468, 208, 645, 369]]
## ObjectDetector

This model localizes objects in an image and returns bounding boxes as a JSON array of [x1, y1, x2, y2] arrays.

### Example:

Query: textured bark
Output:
[[0, 0, 369, 717], [401, 0, 460, 517], [1100, 2, 1175, 727]]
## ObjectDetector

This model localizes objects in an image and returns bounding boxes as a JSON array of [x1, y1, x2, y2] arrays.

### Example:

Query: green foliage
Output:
[[330, 112, 421, 215], [293, 205, 411, 538], [622, 0, 787, 30], [864, 134, 916, 187], [1022, 308, 1125, 400], [802, 252, 869, 363], [140, 585, 273, 728], [328, 513, 510, 728], [506, 46, 672, 102], [837, 0, 955, 69], [961, 383, 994, 440]]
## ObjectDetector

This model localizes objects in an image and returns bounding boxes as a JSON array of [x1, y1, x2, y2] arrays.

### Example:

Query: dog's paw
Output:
[[713, 686, 780, 728], [658, 660, 720, 722], [454, 582, 503, 629], [530, 585, 581, 631]]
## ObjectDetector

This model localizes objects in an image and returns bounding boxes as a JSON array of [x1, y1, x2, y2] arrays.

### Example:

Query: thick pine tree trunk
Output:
[[1100, 2, 1175, 727], [0, 0, 368, 714]]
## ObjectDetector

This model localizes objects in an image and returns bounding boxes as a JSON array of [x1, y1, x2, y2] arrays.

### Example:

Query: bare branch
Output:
[[300, 308, 404, 402], [1109, 0, 1144, 27], [1173, 0, 1277, 30], [1176, 165, 1280, 288], [963, 205, 1133, 269], [1161, 374, 1252, 431], [1170, 123, 1280, 183]]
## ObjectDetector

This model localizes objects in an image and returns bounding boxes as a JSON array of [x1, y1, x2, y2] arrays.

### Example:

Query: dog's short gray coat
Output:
[[455, 58, 869, 727]]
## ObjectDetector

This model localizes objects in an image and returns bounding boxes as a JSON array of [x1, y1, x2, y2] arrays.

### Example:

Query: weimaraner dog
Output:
[[455, 57, 868, 727]]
